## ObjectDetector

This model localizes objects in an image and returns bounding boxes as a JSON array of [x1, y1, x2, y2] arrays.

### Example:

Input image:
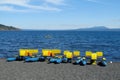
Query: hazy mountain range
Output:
[[0, 24, 120, 31], [76, 26, 120, 31]]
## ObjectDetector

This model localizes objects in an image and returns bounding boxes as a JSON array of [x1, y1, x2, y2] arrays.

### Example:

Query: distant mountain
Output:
[[76, 26, 120, 31], [109, 28, 120, 31], [0, 24, 20, 30]]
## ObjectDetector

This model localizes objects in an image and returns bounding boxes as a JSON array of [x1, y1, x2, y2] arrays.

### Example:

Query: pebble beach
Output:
[[0, 59, 120, 80]]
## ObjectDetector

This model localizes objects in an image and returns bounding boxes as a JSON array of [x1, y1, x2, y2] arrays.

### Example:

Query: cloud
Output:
[[0, 0, 30, 6], [0, 5, 32, 12], [44, 0, 65, 5], [0, 0, 65, 12], [86, 0, 99, 2]]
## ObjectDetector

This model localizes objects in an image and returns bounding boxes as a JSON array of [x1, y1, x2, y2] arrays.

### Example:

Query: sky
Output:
[[0, 0, 120, 30]]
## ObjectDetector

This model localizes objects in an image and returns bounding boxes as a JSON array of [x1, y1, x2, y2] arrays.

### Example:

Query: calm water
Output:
[[0, 31, 120, 62]]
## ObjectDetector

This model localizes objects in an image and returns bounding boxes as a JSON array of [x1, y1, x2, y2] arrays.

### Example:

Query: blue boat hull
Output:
[[25, 57, 39, 62], [7, 58, 16, 62], [49, 58, 62, 64], [80, 60, 87, 66]]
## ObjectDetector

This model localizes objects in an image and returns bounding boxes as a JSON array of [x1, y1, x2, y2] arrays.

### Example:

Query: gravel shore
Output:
[[0, 59, 120, 80]]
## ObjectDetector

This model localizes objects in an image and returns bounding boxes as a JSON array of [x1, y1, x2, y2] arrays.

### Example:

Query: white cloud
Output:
[[44, 0, 65, 5], [0, 5, 32, 12], [86, 0, 99, 2], [0, 0, 65, 12], [0, 0, 30, 6], [0, 6, 13, 11]]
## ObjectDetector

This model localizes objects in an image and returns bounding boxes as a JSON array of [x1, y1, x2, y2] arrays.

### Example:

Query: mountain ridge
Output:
[[0, 24, 120, 31], [76, 26, 120, 31], [0, 24, 20, 30]]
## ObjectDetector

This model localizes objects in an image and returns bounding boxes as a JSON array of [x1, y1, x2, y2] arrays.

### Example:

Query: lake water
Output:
[[0, 31, 120, 62]]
